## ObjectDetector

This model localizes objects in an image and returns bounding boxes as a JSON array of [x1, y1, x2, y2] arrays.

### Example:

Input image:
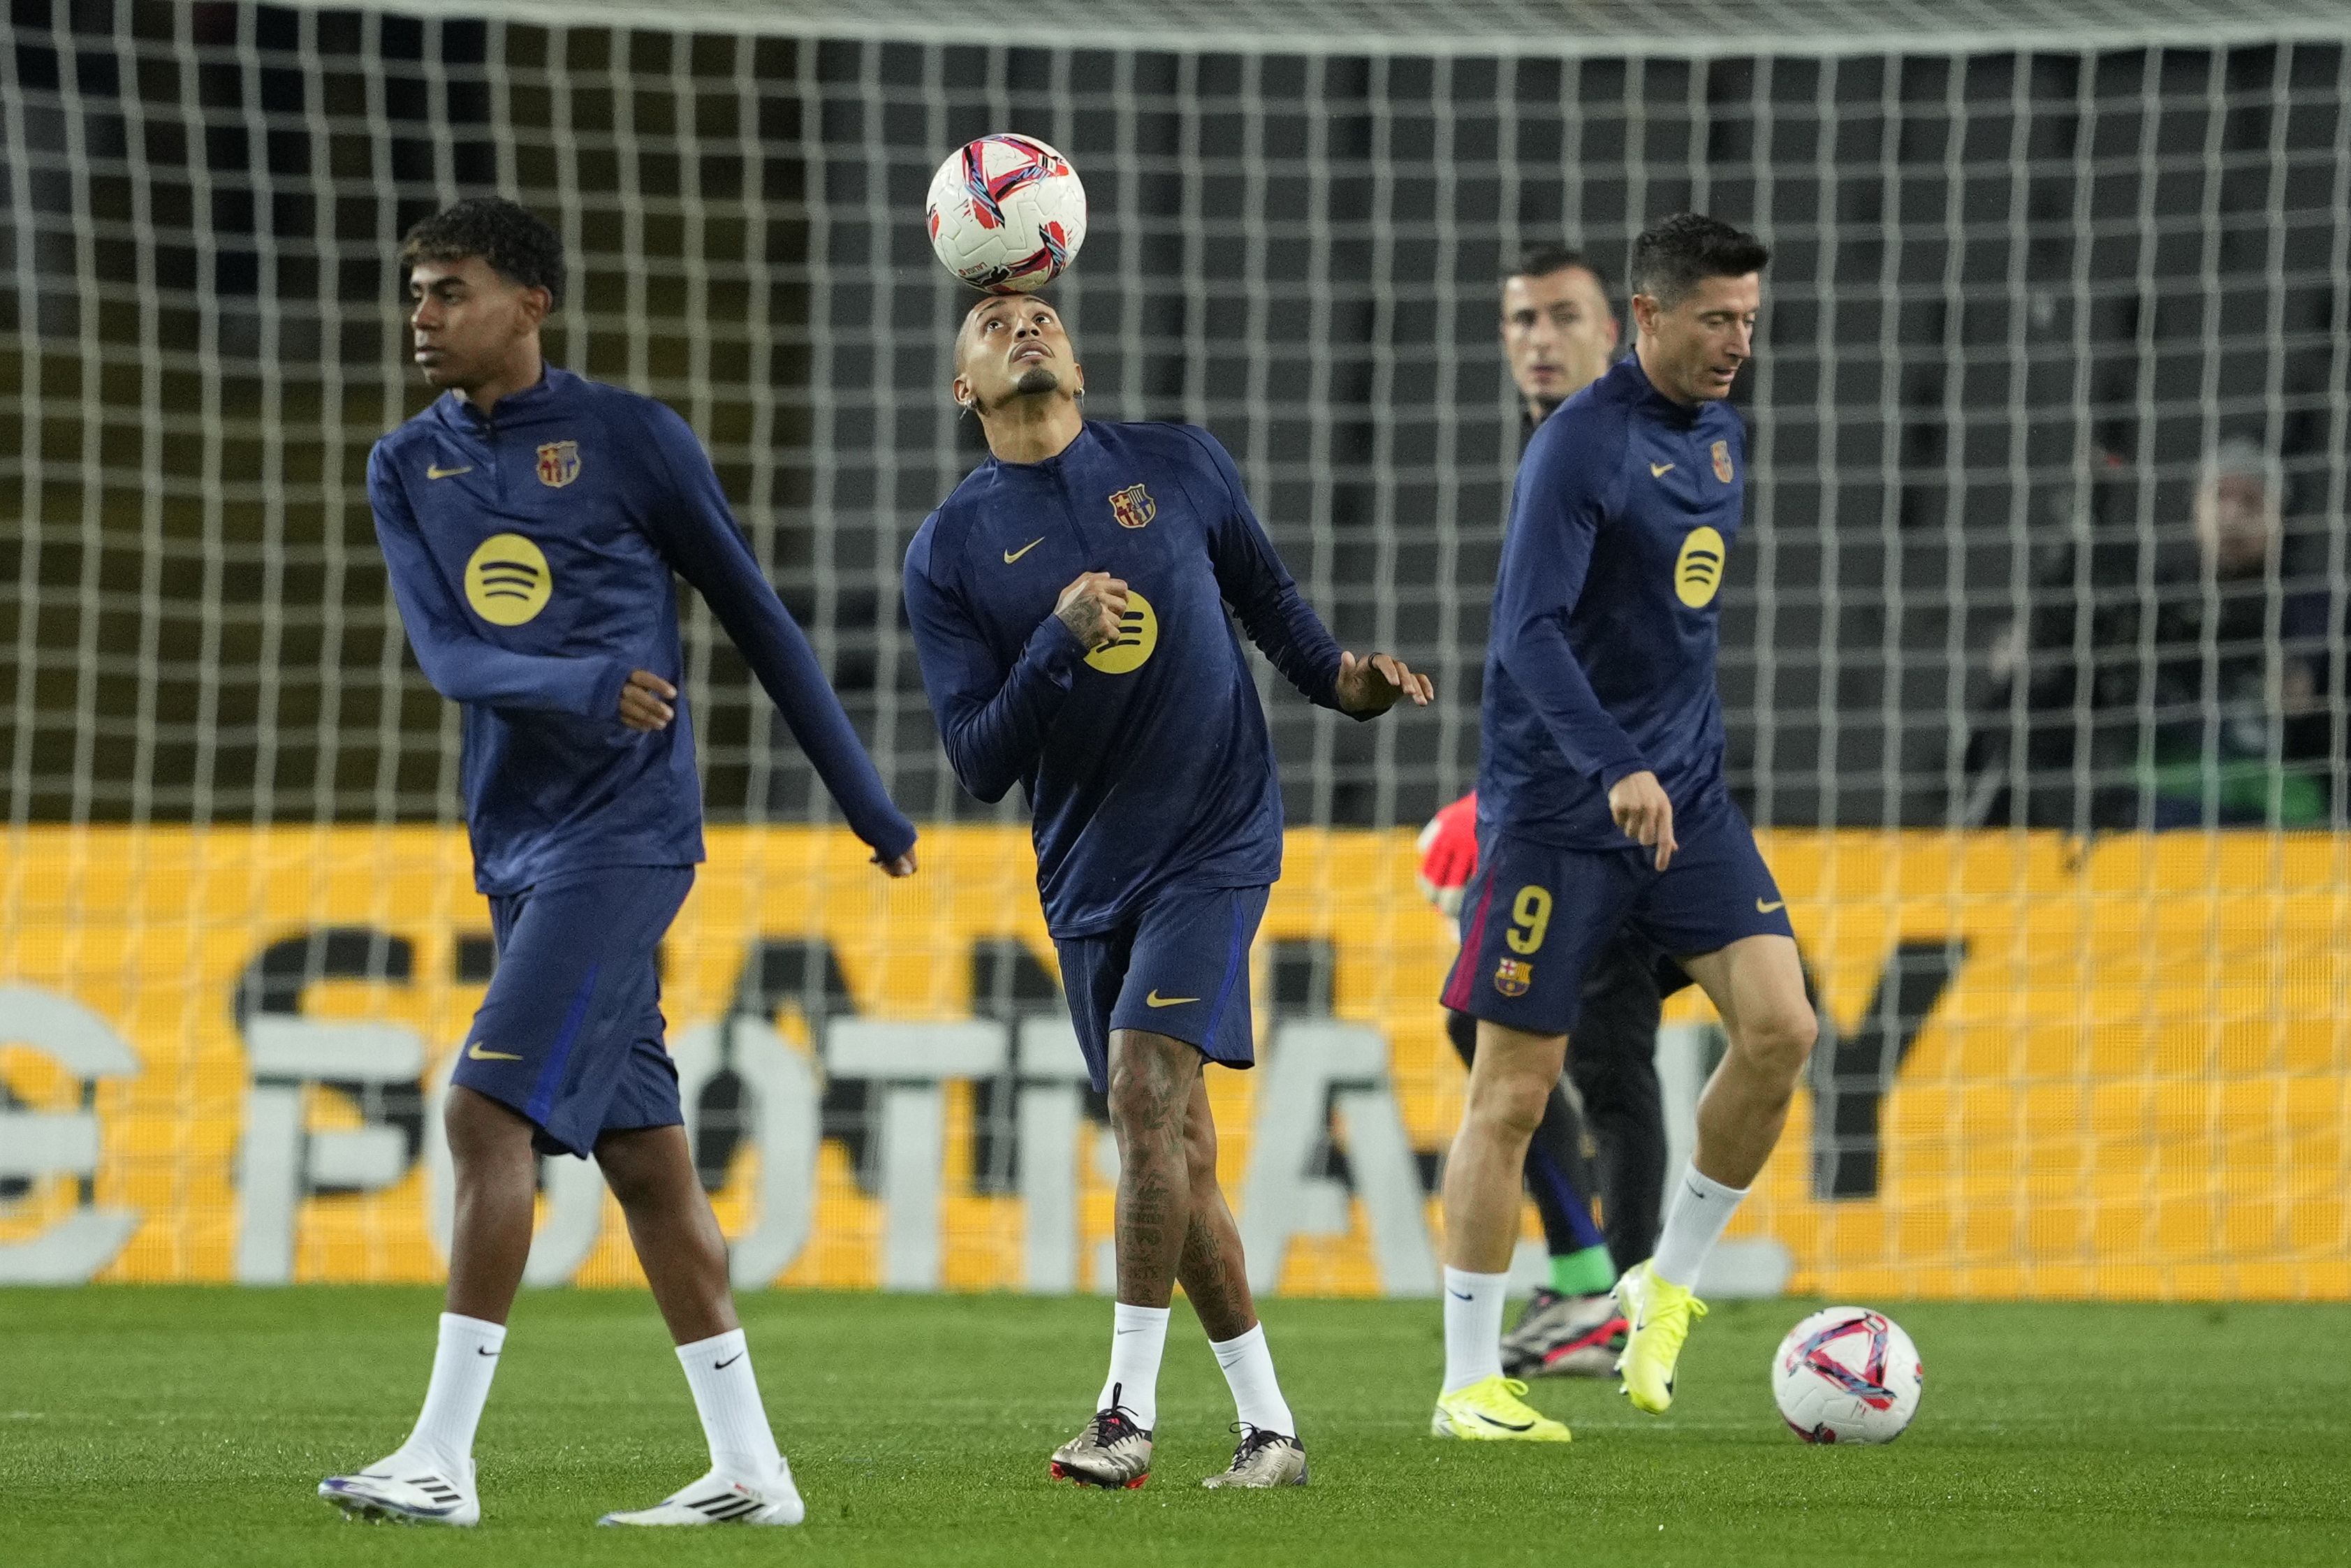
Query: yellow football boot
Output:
[[1429, 1375, 1572, 1442], [1613, 1260, 1708, 1414]]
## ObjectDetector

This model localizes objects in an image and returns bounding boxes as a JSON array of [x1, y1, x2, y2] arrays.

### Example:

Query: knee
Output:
[[444, 1086, 529, 1166], [1731, 1006, 1818, 1083], [1106, 1053, 1187, 1150], [1466, 1068, 1552, 1141]]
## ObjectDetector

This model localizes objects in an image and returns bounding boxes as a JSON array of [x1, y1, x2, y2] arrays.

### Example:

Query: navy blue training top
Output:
[[1477, 354, 1749, 849], [369, 366, 917, 894], [903, 420, 1351, 938]]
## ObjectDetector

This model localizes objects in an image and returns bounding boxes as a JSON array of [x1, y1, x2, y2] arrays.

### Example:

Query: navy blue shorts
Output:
[[1441, 803, 1791, 1039], [1054, 883, 1268, 1094], [456, 865, 694, 1159]]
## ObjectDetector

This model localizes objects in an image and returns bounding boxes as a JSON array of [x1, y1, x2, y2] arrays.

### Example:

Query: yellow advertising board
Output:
[[0, 826, 2343, 1299]]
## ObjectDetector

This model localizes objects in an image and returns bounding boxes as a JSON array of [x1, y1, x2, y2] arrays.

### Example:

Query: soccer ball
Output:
[[1771, 1307, 1922, 1444], [925, 133, 1087, 294]]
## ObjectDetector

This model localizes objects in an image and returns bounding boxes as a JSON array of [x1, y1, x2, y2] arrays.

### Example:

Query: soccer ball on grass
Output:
[[925, 133, 1087, 294], [1770, 1306, 1922, 1444]]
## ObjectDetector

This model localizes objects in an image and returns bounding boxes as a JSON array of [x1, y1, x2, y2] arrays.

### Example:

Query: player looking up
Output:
[[318, 198, 918, 1530], [1430, 213, 1817, 1442], [904, 293, 1430, 1490]]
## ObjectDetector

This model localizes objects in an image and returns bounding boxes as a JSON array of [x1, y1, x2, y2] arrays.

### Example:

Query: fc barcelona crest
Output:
[[537, 440, 580, 488], [1711, 439, 1734, 484], [1108, 482, 1155, 529], [1493, 958, 1532, 997]]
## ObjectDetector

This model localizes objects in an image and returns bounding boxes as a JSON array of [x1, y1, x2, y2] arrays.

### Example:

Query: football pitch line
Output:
[[0, 1287, 2343, 1567]]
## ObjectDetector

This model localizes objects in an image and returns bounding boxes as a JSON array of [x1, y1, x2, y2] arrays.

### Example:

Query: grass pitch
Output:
[[1, 1287, 2345, 1567]]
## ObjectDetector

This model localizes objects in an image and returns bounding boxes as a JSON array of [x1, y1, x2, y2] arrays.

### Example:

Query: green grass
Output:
[[1, 1288, 2345, 1566]]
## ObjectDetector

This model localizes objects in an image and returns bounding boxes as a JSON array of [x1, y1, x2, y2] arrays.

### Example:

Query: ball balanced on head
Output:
[[926, 133, 1088, 293]]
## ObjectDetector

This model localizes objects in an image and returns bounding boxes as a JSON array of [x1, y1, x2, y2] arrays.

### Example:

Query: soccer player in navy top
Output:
[[904, 293, 1430, 1489], [318, 199, 917, 1530], [1430, 215, 1819, 1442]]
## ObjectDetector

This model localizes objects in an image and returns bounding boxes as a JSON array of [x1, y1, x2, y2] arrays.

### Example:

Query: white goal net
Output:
[[3, 0, 2346, 1300]]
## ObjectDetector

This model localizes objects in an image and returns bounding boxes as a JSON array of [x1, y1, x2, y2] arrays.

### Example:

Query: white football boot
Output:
[[596, 1464, 806, 1527], [317, 1449, 479, 1526]]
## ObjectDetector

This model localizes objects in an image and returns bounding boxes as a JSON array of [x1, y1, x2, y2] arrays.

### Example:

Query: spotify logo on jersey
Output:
[[464, 532, 553, 626], [1084, 588, 1158, 675], [1674, 525, 1726, 608]]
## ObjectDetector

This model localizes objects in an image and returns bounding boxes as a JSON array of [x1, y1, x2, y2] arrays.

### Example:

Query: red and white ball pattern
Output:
[[925, 133, 1087, 294], [1771, 1307, 1923, 1444]]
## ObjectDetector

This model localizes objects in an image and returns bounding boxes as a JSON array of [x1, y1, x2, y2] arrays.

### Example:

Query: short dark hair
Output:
[[1629, 213, 1768, 308], [1504, 244, 1611, 298], [400, 197, 565, 307]]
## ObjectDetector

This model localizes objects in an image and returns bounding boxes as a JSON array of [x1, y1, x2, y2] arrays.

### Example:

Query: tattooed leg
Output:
[[1106, 1029, 1200, 1308], [1173, 1071, 1257, 1342]]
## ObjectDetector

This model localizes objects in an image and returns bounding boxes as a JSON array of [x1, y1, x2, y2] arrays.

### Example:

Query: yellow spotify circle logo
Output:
[[1674, 526, 1726, 608], [464, 533, 553, 626], [1084, 588, 1158, 675]]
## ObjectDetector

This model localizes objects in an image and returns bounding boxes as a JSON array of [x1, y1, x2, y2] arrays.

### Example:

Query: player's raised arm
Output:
[[370, 448, 633, 719], [1185, 426, 1432, 717], [631, 404, 916, 871], [901, 525, 1113, 803]]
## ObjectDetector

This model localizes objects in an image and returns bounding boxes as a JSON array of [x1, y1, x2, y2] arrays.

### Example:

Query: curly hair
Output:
[[1629, 213, 1768, 309], [399, 197, 565, 307]]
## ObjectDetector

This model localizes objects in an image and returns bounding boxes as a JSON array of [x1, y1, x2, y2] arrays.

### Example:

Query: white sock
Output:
[[1097, 1302, 1171, 1430], [404, 1312, 505, 1471], [1652, 1165, 1750, 1289], [676, 1328, 784, 1485], [1440, 1267, 1509, 1393], [1209, 1323, 1296, 1436]]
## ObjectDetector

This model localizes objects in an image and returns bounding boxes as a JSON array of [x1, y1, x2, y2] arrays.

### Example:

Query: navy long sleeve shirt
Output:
[[369, 367, 916, 894], [1478, 355, 1749, 848], [903, 420, 1349, 938]]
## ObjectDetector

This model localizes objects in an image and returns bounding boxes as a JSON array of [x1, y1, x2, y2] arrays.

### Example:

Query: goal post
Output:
[[1, 0, 2345, 1298]]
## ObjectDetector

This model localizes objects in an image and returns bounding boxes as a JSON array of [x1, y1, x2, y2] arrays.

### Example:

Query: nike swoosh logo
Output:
[[1755, 898, 1786, 913], [427, 464, 472, 480], [714, 1352, 744, 1370], [476, 1347, 499, 1357], [1143, 991, 1199, 1007], [1471, 1410, 1535, 1432], [1003, 537, 1044, 564], [1448, 1289, 1474, 1301], [466, 1041, 523, 1061], [1650, 462, 1674, 477]]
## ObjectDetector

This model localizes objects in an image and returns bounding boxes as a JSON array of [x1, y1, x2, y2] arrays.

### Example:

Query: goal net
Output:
[[2, 0, 2345, 1300]]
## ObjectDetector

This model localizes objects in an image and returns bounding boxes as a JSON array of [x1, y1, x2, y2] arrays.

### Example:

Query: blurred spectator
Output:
[[1965, 437, 2337, 829]]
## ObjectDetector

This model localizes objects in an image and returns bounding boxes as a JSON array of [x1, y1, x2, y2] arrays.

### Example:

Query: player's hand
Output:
[[619, 670, 677, 731], [1054, 571, 1129, 650], [1334, 651, 1434, 715], [872, 847, 918, 877], [1609, 770, 1677, 871]]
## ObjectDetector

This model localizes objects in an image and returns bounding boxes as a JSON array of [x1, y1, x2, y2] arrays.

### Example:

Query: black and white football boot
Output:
[[1048, 1384, 1153, 1489], [1200, 1424, 1308, 1488], [317, 1449, 478, 1526], [1500, 1288, 1629, 1379], [596, 1464, 805, 1526]]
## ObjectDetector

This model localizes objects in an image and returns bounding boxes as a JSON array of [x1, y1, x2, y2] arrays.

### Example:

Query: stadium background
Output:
[[2, 0, 2345, 1300]]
